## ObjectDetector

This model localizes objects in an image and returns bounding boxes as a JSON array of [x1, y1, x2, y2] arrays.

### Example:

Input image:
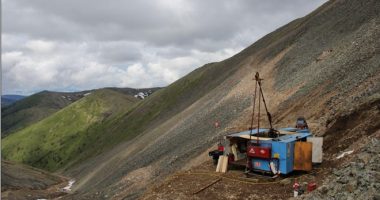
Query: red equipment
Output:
[[247, 146, 271, 159], [218, 144, 224, 152], [307, 182, 317, 192]]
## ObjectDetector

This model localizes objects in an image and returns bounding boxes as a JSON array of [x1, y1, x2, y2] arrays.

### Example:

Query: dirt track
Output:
[[141, 160, 328, 200]]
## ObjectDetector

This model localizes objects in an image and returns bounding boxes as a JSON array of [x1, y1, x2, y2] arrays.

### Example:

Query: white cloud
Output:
[[25, 40, 55, 53], [2, 51, 23, 69], [2, 0, 327, 95]]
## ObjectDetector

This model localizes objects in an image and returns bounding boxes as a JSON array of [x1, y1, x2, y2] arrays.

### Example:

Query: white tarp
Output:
[[307, 137, 323, 163], [336, 150, 354, 159]]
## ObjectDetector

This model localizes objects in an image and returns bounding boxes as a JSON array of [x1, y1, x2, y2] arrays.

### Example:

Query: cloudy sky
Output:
[[2, 0, 326, 95]]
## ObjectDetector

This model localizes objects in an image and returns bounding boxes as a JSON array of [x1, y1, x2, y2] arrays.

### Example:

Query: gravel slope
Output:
[[62, 0, 380, 199]]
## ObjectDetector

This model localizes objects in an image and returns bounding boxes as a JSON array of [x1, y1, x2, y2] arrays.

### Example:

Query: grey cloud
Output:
[[2, 0, 327, 95], [4, 0, 326, 46], [95, 41, 143, 64]]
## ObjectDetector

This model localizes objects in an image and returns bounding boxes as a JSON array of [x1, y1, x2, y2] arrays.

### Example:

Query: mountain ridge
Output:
[[65, 0, 379, 198], [1, 87, 161, 137], [2, 89, 140, 171], [2, 0, 379, 199], [1, 95, 25, 108]]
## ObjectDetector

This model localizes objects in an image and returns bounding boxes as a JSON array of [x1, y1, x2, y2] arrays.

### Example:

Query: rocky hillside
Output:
[[300, 134, 380, 200], [2, 0, 379, 199], [55, 0, 379, 199]]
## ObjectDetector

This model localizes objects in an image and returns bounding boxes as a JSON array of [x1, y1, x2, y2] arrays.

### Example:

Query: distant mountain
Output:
[[1, 87, 161, 138], [3, 0, 380, 199], [1, 95, 26, 107], [2, 89, 139, 171], [1, 90, 90, 137]]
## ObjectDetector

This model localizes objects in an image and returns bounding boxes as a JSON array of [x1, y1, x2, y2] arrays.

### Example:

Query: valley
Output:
[[1, 0, 380, 199]]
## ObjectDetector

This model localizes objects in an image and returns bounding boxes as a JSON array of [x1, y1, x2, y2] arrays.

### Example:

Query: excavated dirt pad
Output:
[[142, 160, 332, 200], [142, 99, 380, 200]]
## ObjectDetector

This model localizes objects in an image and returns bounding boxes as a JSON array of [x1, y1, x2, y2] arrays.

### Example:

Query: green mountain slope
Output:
[[105, 61, 241, 142], [1, 58, 240, 173], [2, 89, 139, 171], [3, 0, 380, 199], [1, 88, 161, 138], [60, 0, 379, 199], [1, 91, 89, 137]]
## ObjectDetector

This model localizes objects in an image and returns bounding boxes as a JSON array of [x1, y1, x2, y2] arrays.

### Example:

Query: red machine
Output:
[[209, 142, 225, 165], [218, 143, 225, 152], [247, 146, 271, 159], [307, 182, 317, 192]]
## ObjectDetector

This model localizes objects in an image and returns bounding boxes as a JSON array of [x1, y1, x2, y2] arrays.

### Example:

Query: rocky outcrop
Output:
[[299, 137, 380, 200]]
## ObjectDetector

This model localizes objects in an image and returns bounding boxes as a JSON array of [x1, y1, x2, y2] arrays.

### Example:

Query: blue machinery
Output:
[[226, 128, 318, 175], [219, 72, 322, 175]]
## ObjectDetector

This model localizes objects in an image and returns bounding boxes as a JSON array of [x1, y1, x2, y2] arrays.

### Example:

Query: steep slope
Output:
[[1, 88, 161, 138], [1, 95, 25, 108], [1, 160, 69, 200], [2, 89, 139, 171], [60, 0, 380, 199], [1, 91, 89, 137], [3, 0, 378, 199]]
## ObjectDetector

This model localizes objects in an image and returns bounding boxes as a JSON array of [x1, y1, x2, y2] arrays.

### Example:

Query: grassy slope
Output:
[[1, 57, 243, 173], [3, 1, 379, 198], [2, 89, 138, 171], [1, 91, 88, 137], [1, 88, 161, 138], [62, 0, 380, 198], [1, 8, 304, 174], [14, 2, 324, 185]]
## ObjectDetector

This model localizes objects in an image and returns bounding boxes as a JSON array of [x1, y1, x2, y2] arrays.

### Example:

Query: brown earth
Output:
[[6, 0, 378, 199], [1, 160, 70, 200], [141, 98, 380, 200], [60, 0, 380, 199]]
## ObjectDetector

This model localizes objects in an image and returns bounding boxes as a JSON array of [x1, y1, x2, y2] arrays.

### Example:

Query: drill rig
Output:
[[212, 72, 323, 176]]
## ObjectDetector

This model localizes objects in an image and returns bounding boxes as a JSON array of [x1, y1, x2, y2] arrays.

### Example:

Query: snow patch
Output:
[[134, 90, 154, 99], [62, 179, 75, 192]]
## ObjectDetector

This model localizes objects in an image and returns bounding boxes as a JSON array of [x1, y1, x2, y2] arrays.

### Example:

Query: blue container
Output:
[[229, 129, 312, 175], [271, 141, 295, 174], [249, 132, 311, 174], [250, 141, 294, 174], [251, 158, 279, 172]]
